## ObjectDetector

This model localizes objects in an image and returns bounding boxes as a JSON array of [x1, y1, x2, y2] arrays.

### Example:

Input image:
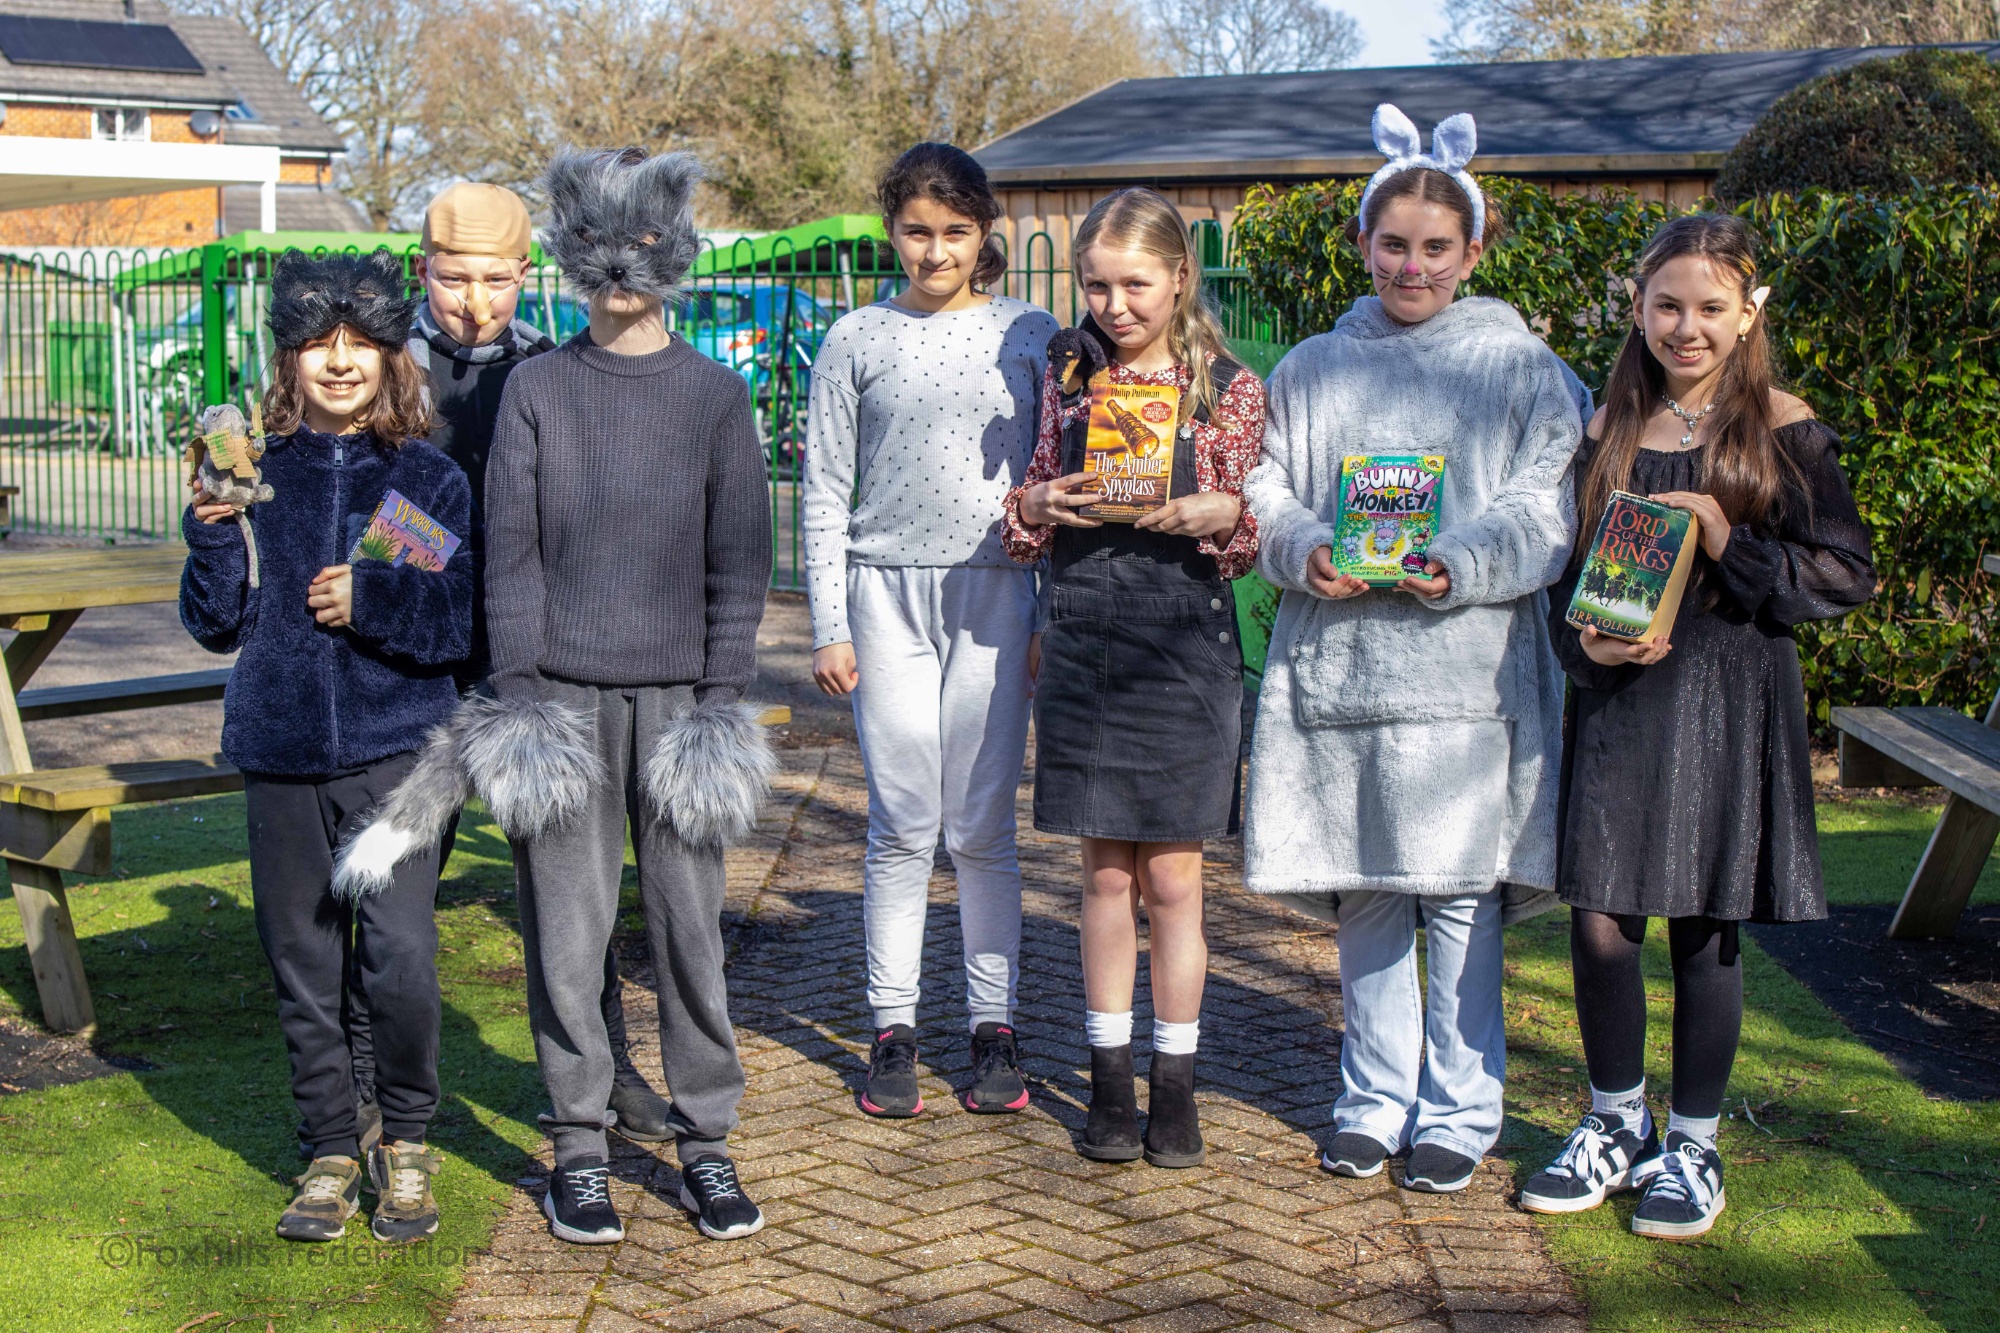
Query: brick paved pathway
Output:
[[443, 744, 1584, 1333]]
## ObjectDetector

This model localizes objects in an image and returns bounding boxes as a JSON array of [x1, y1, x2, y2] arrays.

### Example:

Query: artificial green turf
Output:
[[1498, 796, 2000, 1333], [0, 795, 549, 1331]]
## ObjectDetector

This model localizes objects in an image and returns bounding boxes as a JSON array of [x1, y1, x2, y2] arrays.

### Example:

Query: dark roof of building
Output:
[[223, 183, 368, 233], [975, 43, 2000, 185], [0, 0, 344, 153]]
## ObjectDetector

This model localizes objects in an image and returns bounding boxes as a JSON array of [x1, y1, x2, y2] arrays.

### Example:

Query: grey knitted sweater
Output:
[[484, 333, 772, 700]]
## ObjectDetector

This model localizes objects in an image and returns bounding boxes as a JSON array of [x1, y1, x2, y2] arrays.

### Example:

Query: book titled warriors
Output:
[[348, 489, 462, 573], [1332, 455, 1446, 584], [1565, 491, 1701, 643], [1079, 383, 1178, 522]]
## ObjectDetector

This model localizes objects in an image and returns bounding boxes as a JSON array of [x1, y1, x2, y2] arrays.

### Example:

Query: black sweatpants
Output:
[[245, 751, 441, 1157]]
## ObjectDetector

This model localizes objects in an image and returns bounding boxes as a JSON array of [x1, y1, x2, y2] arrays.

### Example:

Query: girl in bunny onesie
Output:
[[1243, 105, 1587, 1194]]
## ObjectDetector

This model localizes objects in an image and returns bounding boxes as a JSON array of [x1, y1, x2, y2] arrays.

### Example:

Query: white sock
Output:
[[1667, 1111, 1719, 1150], [1590, 1080, 1649, 1137], [1152, 1018, 1200, 1056], [1084, 1009, 1133, 1048]]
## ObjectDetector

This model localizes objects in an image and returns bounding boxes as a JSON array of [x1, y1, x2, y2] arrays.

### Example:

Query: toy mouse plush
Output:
[[188, 402, 276, 586]]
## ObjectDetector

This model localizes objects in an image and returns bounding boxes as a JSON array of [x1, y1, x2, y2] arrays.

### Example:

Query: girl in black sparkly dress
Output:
[[1519, 215, 1875, 1240]]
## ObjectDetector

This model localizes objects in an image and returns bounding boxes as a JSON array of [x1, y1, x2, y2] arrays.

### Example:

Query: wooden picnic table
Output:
[[1832, 551, 2000, 939], [1, 546, 241, 1036]]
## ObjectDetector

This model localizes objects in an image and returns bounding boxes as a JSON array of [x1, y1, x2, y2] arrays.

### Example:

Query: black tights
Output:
[[1570, 910, 1743, 1120]]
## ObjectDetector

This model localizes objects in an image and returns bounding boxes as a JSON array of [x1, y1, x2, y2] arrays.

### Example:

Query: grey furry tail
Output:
[[643, 698, 776, 847], [328, 692, 603, 898], [331, 716, 469, 900]]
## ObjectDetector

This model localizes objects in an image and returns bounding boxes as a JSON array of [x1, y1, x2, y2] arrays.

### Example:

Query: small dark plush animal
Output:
[[187, 402, 275, 587], [537, 146, 702, 304]]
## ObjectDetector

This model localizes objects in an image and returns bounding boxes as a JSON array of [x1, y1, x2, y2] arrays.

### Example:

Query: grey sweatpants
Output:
[[514, 681, 745, 1165]]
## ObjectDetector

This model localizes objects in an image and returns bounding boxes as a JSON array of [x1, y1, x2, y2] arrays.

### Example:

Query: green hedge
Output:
[[1231, 179, 2000, 719], [1715, 49, 2000, 202]]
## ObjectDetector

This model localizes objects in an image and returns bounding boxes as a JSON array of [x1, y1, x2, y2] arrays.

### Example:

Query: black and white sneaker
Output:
[[1630, 1132, 1726, 1240], [679, 1155, 765, 1240], [542, 1156, 624, 1244], [964, 1023, 1029, 1113], [1402, 1142, 1479, 1193], [861, 1024, 923, 1117], [1320, 1131, 1390, 1178], [1520, 1112, 1658, 1214]]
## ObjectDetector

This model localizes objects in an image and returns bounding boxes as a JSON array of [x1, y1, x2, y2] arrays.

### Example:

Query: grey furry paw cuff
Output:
[[330, 693, 603, 899], [643, 698, 776, 847]]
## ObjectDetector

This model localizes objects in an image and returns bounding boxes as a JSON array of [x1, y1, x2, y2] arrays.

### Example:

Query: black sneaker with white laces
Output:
[[861, 1024, 923, 1118], [1520, 1112, 1658, 1214], [679, 1154, 765, 1240], [542, 1156, 624, 1244], [964, 1022, 1029, 1113], [1320, 1131, 1390, 1179], [1402, 1141, 1479, 1193], [1630, 1131, 1726, 1240]]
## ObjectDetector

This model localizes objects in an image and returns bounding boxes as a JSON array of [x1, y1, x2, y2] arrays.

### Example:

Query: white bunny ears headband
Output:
[[1358, 103, 1485, 243]]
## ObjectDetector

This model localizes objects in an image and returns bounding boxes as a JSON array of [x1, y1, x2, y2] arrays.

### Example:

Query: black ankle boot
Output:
[[1143, 1050, 1205, 1168], [1080, 1045, 1143, 1162]]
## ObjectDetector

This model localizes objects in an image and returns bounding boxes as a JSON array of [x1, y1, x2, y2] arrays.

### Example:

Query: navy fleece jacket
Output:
[[179, 427, 474, 776]]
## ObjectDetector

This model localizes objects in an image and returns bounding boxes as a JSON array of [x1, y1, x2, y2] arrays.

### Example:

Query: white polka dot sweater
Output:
[[803, 296, 1060, 648]]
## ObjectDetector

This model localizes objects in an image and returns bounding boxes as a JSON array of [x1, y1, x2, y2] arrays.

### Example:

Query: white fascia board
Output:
[[0, 136, 281, 211]]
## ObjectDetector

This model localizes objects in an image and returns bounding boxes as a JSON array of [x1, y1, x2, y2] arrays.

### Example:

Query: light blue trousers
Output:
[[1334, 888, 1506, 1161]]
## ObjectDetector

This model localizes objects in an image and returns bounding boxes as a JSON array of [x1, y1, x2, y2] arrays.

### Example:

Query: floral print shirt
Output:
[[1001, 358, 1266, 579]]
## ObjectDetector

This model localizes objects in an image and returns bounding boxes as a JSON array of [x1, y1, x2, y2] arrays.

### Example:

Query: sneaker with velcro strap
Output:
[[679, 1154, 765, 1240], [276, 1155, 362, 1242], [964, 1022, 1029, 1113], [1519, 1112, 1658, 1214], [369, 1140, 442, 1243], [1320, 1130, 1390, 1179], [1401, 1141, 1479, 1193], [1630, 1131, 1727, 1240]]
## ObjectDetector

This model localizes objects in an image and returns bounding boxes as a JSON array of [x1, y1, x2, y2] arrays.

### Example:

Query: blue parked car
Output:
[[523, 282, 834, 396]]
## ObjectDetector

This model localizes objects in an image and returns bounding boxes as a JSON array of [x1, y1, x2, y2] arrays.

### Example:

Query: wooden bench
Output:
[[16, 667, 232, 721], [0, 756, 243, 1035], [1832, 552, 2000, 939]]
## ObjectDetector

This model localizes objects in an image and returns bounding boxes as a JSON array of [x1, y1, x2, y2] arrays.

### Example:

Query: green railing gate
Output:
[[0, 220, 1291, 617]]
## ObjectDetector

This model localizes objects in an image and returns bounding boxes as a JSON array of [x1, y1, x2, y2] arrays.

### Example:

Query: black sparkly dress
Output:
[[1550, 421, 1876, 923]]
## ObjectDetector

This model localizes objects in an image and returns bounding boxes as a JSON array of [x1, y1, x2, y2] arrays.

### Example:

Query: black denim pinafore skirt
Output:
[[1032, 406, 1244, 843]]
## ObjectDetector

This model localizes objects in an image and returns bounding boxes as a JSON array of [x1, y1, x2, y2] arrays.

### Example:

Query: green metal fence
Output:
[[0, 220, 1291, 599]]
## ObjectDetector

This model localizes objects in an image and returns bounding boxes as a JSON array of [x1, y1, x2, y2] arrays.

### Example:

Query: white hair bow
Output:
[[1358, 103, 1486, 243]]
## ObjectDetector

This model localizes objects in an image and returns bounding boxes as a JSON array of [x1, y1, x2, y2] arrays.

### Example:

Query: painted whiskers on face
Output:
[[1360, 196, 1484, 326]]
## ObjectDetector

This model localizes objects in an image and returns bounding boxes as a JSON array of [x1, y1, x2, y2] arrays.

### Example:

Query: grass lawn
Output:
[[2, 791, 1997, 1331], [0, 794, 549, 1331], [1498, 796, 2000, 1333]]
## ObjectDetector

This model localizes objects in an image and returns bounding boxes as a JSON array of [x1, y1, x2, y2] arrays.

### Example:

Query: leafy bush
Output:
[[1231, 178, 2000, 719], [1716, 49, 2000, 202]]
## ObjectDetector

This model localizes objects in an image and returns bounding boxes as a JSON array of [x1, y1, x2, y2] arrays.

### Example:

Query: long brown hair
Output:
[[1580, 213, 1796, 550], [876, 143, 1007, 290], [261, 328, 431, 447], [1073, 187, 1233, 415]]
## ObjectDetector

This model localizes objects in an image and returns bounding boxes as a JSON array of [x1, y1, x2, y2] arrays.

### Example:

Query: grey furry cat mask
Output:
[[267, 248, 417, 349], [538, 146, 702, 303]]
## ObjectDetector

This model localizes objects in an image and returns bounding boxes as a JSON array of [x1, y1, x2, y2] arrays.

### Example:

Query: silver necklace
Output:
[[1662, 393, 1715, 447]]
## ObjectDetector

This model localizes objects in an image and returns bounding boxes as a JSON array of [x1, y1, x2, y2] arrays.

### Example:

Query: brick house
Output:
[[974, 42, 2000, 264], [0, 0, 357, 248]]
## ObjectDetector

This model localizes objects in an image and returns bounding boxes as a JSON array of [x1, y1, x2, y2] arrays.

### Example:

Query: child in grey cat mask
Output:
[[538, 146, 702, 304]]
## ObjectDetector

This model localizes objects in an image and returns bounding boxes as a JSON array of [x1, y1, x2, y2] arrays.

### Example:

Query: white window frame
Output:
[[91, 107, 151, 142]]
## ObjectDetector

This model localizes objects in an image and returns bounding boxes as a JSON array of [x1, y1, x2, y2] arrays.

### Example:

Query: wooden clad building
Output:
[[973, 43, 2000, 265]]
